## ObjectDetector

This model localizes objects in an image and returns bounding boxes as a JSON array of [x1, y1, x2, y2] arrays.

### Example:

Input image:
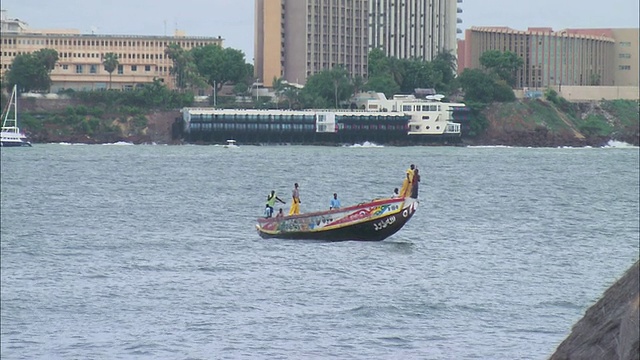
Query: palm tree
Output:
[[102, 52, 119, 89]]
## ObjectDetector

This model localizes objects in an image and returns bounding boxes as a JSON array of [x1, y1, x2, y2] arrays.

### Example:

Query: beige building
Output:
[[611, 28, 639, 87], [255, 0, 462, 87], [0, 12, 224, 92], [255, 0, 370, 87], [458, 26, 639, 89], [369, 0, 461, 61]]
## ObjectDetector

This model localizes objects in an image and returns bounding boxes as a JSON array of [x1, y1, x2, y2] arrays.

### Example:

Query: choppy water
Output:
[[1, 143, 639, 360]]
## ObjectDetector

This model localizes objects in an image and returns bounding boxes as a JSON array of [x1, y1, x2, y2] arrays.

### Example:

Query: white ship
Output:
[[354, 92, 470, 137]]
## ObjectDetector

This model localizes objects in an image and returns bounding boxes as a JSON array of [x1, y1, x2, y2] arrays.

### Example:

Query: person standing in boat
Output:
[[266, 190, 285, 218], [330, 193, 341, 210], [275, 208, 284, 219], [400, 164, 415, 197], [289, 183, 301, 215], [411, 167, 420, 199]]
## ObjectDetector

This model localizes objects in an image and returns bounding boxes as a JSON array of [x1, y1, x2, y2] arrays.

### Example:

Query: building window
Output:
[[90, 65, 97, 74], [75, 65, 83, 73], [619, 41, 631, 47], [145, 65, 151, 72], [619, 65, 631, 70], [62, 64, 68, 70], [619, 53, 631, 59], [131, 65, 137, 71], [117, 65, 124, 74]]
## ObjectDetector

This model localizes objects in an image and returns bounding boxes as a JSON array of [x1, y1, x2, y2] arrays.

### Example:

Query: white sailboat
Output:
[[1, 85, 32, 147]]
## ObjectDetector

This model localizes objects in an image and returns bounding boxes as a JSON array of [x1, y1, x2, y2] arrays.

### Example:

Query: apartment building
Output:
[[255, 0, 369, 87], [255, 0, 462, 87], [369, 0, 461, 61], [457, 26, 639, 88], [0, 12, 224, 91]]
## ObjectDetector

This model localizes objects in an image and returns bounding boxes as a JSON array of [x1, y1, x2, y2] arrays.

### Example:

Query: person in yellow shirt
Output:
[[399, 164, 415, 198], [289, 183, 301, 215]]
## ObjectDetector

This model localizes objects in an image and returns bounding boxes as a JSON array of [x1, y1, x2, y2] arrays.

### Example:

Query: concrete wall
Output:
[[514, 86, 639, 101]]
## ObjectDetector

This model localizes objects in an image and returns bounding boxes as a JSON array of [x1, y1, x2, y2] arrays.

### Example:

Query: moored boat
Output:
[[1, 85, 31, 147], [256, 197, 418, 241]]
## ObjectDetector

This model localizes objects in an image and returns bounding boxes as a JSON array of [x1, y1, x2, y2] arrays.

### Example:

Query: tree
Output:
[[191, 44, 249, 92], [5, 48, 59, 92], [364, 75, 400, 98], [301, 67, 353, 108], [102, 52, 119, 90], [457, 68, 515, 103], [368, 48, 390, 77], [479, 50, 524, 87], [432, 51, 458, 92]]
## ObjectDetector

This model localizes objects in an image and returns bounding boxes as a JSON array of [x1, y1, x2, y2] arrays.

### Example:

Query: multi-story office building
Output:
[[255, 0, 370, 87], [369, 0, 461, 61], [457, 26, 639, 88], [255, 0, 461, 87], [0, 11, 224, 91]]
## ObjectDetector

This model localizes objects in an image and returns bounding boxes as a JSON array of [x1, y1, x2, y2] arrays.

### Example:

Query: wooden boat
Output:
[[1, 85, 32, 147], [256, 197, 418, 241]]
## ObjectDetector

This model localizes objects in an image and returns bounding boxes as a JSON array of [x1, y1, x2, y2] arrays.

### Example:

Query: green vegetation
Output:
[[4, 48, 59, 92], [479, 50, 523, 86], [71, 79, 193, 110], [102, 53, 119, 90]]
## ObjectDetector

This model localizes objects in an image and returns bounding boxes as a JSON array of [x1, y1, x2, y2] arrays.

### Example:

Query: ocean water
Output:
[[1, 143, 639, 360]]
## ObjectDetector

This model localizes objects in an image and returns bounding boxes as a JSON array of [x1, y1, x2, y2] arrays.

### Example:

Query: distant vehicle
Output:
[[223, 139, 238, 148]]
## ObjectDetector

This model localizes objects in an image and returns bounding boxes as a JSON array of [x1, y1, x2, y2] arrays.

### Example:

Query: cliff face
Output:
[[550, 261, 640, 360], [471, 99, 639, 147]]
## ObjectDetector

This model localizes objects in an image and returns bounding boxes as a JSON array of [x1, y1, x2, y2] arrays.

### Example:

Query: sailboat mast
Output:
[[14, 85, 17, 126]]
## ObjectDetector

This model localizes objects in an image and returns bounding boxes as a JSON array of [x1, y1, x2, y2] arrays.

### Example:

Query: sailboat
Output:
[[1, 85, 32, 147]]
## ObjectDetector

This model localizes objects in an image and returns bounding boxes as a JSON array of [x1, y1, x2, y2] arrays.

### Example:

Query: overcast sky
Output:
[[3, 0, 638, 62]]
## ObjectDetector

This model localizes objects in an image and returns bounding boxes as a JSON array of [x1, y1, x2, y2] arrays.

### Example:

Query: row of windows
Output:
[[2, 38, 219, 49], [3, 51, 167, 61], [337, 124, 406, 130], [619, 65, 631, 70], [191, 123, 315, 131], [189, 123, 407, 132], [191, 114, 316, 122], [402, 105, 442, 112], [66, 64, 156, 74]]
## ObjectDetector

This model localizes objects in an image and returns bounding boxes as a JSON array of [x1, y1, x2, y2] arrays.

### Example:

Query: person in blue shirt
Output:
[[330, 193, 341, 210]]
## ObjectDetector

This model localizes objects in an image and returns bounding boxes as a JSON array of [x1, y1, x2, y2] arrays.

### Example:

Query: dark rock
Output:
[[550, 261, 639, 360]]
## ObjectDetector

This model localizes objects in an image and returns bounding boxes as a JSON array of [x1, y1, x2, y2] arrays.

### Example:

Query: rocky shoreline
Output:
[[550, 261, 639, 360]]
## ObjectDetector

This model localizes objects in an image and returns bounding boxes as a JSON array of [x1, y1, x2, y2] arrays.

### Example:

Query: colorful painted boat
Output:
[[256, 197, 418, 241]]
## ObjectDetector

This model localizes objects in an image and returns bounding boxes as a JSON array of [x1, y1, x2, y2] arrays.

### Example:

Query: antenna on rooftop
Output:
[[90, 26, 98, 34]]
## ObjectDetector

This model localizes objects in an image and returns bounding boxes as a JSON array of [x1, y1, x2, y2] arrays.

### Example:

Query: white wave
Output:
[[55, 142, 87, 146], [602, 140, 638, 148], [348, 141, 384, 148], [101, 141, 134, 146], [466, 145, 513, 148]]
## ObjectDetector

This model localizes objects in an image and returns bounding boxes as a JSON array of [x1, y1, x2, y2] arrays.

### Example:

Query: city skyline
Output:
[[2, 0, 639, 64]]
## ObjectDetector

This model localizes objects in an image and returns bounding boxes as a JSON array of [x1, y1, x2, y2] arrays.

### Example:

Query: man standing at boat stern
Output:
[[289, 183, 301, 215]]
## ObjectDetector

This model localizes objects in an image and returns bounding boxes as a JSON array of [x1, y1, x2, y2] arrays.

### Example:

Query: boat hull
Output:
[[1, 140, 31, 147], [257, 197, 418, 242]]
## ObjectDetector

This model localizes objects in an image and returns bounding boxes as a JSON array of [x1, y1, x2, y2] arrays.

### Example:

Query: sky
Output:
[[3, 0, 639, 63]]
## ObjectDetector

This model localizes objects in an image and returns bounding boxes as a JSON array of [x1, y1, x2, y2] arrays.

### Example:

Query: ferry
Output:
[[178, 92, 470, 145]]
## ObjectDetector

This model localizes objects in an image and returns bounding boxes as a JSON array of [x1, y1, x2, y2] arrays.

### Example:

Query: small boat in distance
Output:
[[1, 85, 32, 147], [223, 139, 238, 148], [256, 197, 418, 242]]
